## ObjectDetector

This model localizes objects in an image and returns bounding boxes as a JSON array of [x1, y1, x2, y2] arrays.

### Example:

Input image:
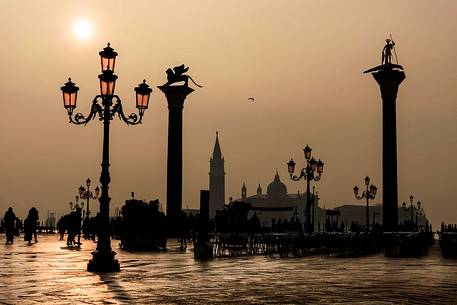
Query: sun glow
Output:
[[73, 20, 92, 40]]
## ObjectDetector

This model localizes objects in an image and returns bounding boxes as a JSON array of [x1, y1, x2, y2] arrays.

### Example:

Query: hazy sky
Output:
[[0, 1, 456, 227]]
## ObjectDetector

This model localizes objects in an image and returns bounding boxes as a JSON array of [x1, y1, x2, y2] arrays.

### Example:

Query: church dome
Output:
[[267, 172, 287, 199]]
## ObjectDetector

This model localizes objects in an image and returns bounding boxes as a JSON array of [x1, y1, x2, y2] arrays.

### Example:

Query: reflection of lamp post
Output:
[[78, 178, 100, 220], [60, 43, 152, 272], [287, 145, 324, 233], [354, 176, 377, 231]]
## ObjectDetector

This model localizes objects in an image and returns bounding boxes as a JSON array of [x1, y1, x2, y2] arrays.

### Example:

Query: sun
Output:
[[73, 20, 92, 40]]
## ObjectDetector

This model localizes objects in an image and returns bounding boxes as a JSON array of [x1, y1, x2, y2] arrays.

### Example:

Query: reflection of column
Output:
[[371, 69, 405, 231], [159, 85, 194, 225]]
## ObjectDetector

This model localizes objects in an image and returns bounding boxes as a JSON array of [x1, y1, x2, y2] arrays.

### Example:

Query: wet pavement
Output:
[[1, 234, 456, 304]]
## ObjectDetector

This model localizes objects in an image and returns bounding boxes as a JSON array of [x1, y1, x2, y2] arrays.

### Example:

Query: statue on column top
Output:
[[382, 38, 395, 65], [363, 38, 403, 73]]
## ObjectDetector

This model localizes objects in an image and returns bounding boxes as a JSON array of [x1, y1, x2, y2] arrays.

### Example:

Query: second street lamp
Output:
[[287, 145, 324, 233], [78, 178, 100, 220], [354, 176, 377, 231], [60, 43, 152, 272]]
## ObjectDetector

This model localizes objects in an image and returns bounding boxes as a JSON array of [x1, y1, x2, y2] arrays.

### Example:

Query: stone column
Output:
[[158, 85, 194, 228], [371, 68, 405, 231]]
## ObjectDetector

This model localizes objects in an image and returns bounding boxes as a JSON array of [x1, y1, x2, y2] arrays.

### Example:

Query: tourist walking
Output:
[[57, 216, 66, 240], [3, 207, 16, 244], [66, 208, 82, 247], [24, 207, 39, 244]]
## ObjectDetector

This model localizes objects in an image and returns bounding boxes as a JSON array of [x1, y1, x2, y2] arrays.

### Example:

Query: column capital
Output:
[[372, 69, 406, 98], [158, 85, 194, 108]]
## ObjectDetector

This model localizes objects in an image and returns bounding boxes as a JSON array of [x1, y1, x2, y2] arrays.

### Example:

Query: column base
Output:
[[87, 250, 120, 272], [194, 241, 213, 260]]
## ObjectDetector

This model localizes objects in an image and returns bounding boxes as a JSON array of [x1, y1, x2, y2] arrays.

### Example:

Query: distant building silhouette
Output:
[[209, 132, 225, 218], [238, 171, 320, 228], [328, 204, 429, 230]]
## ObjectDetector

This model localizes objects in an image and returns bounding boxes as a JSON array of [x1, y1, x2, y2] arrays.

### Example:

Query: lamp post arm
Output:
[[290, 168, 307, 181], [68, 96, 103, 125], [111, 95, 143, 125], [355, 192, 367, 200]]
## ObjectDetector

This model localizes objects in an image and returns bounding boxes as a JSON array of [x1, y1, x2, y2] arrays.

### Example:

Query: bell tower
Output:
[[242, 183, 247, 200], [209, 132, 225, 218]]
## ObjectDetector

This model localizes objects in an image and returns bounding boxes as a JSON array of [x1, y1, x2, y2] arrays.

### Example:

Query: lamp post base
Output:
[[87, 250, 120, 272]]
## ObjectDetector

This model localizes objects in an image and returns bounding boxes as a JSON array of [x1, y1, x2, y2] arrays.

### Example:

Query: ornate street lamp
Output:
[[287, 145, 324, 233], [60, 43, 152, 272], [406, 195, 422, 229], [99, 43, 117, 72], [61, 79, 79, 116], [78, 178, 100, 220], [354, 176, 377, 231]]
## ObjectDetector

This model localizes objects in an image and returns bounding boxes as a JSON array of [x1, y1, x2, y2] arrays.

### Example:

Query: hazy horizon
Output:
[[1, 1, 456, 227]]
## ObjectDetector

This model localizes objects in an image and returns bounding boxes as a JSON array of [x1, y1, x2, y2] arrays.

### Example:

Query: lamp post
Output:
[[60, 43, 152, 272], [409, 195, 414, 225], [287, 145, 324, 233], [312, 186, 316, 231], [353, 176, 377, 231], [78, 178, 100, 220], [416, 201, 422, 228], [407, 195, 422, 228]]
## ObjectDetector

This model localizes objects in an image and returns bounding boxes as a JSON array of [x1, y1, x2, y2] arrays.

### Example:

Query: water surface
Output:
[[0, 235, 456, 304]]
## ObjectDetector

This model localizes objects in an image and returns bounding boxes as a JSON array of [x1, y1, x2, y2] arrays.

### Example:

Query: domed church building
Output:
[[238, 171, 321, 228]]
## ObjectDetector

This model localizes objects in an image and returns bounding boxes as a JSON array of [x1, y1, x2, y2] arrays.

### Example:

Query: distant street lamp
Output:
[[78, 178, 100, 220], [60, 43, 152, 272], [287, 145, 324, 233], [403, 195, 421, 228], [354, 176, 377, 231]]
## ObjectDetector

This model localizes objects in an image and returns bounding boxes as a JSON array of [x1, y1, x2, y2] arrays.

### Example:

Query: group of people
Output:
[[2, 207, 39, 244], [56, 209, 100, 247], [57, 208, 83, 246]]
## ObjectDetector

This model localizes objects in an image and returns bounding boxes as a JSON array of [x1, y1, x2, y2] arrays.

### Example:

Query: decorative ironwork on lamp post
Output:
[[353, 176, 377, 231], [287, 145, 324, 233], [78, 178, 100, 220], [60, 43, 152, 272]]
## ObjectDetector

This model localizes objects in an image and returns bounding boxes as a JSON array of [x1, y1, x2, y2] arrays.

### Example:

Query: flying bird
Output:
[[248, 97, 255, 101]]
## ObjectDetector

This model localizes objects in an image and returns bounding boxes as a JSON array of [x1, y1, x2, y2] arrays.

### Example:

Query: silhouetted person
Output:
[[177, 211, 189, 250], [57, 216, 66, 240], [3, 207, 16, 244], [24, 207, 39, 244], [75, 208, 82, 246], [66, 209, 82, 247]]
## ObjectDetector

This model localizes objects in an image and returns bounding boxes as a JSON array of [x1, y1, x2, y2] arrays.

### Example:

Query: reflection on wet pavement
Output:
[[0, 235, 456, 304]]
